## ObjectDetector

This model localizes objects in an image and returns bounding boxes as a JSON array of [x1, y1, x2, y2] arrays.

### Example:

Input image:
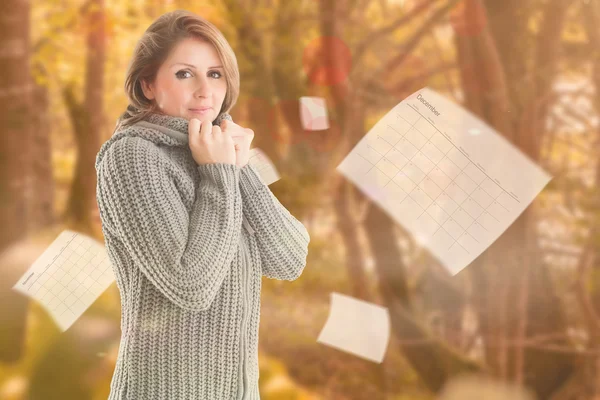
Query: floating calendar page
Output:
[[12, 230, 115, 331], [248, 147, 280, 185], [337, 87, 552, 275]]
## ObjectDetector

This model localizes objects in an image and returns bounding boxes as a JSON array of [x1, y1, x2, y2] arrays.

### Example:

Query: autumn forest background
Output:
[[1, 0, 599, 399]]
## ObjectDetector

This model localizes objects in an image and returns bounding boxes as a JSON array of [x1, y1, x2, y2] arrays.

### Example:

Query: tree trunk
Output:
[[456, 0, 575, 397], [363, 202, 482, 393], [334, 180, 371, 301], [580, 2, 600, 398], [319, 0, 485, 392], [28, 75, 55, 231], [0, 0, 32, 363], [316, 0, 373, 301], [64, 0, 105, 235], [222, 0, 280, 163], [0, 0, 32, 252]]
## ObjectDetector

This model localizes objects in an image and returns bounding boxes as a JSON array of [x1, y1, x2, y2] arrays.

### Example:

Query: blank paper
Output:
[[317, 292, 390, 363], [248, 147, 280, 186]]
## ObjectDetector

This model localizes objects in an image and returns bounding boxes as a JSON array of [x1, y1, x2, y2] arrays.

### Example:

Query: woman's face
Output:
[[141, 37, 227, 122]]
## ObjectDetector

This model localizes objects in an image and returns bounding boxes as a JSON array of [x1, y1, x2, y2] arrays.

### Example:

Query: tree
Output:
[[455, 0, 575, 397], [0, 0, 33, 363], [63, 0, 106, 236]]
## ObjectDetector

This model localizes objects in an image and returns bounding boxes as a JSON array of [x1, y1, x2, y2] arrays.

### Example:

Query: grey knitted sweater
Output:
[[95, 111, 310, 400]]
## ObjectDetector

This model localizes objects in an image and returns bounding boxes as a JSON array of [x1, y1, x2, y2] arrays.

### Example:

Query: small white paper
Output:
[[248, 148, 280, 186], [317, 292, 390, 363], [337, 87, 552, 275], [300, 96, 330, 131], [12, 230, 115, 332]]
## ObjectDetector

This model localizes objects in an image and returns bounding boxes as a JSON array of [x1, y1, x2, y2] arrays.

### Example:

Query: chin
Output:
[[187, 109, 214, 120]]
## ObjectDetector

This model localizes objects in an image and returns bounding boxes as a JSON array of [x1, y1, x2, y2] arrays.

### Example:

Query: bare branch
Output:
[[353, 0, 436, 64], [375, 0, 461, 78], [429, 28, 460, 101], [387, 62, 457, 93], [356, 61, 458, 107]]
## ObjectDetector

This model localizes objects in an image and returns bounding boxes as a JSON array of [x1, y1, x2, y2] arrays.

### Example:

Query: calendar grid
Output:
[[406, 102, 521, 204], [458, 189, 505, 242], [28, 233, 77, 288], [362, 110, 475, 252], [337, 88, 552, 275], [348, 100, 523, 255], [30, 236, 109, 317], [14, 231, 115, 328]]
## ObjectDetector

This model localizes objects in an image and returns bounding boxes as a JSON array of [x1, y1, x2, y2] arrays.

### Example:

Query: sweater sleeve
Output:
[[96, 136, 243, 311], [238, 163, 310, 281]]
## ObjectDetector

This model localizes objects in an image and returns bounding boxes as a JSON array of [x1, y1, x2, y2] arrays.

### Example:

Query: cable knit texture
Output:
[[95, 111, 310, 400]]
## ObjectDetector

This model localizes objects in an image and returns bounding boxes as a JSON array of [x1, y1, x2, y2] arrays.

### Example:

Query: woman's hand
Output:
[[188, 118, 236, 165], [220, 119, 254, 168]]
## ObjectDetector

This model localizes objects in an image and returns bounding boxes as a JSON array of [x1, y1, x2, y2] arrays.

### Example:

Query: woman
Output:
[[95, 10, 310, 400]]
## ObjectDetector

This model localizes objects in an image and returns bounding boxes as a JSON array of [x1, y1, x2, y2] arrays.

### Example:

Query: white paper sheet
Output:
[[12, 230, 115, 331], [317, 292, 390, 363], [300, 96, 330, 131], [337, 87, 552, 275], [248, 147, 280, 186]]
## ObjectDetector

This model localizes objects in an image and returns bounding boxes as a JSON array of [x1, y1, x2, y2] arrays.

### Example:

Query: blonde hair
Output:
[[115, 9, 240, 131]]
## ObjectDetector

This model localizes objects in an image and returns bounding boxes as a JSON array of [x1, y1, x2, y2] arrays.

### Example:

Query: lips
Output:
[[189, 107, 211, 111]]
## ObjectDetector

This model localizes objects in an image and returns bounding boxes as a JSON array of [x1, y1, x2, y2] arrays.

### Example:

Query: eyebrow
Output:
[[170, 63, 224, 69]]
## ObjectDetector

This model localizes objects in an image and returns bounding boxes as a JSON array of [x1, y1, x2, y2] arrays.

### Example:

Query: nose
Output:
[[194, 76, 212, 98]]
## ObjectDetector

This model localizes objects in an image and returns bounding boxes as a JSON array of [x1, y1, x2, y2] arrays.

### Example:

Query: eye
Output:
[[175, 70, 192, 79], [209, 70, 222, 79]]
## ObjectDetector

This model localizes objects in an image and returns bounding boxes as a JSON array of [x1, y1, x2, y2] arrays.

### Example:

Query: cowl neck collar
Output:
[[134, 111, 233, 145], [95, 110, 232, 170], [143, 112, 191, 136]]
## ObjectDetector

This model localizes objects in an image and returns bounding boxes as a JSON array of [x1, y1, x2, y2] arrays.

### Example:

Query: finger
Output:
[[188, 118, 200, 141], [229, 124, 247, 139], [211, 124, 224, 137], [220, 119, 228, 131], [222, 120, 246, 139], [199, 117, 212, 139]]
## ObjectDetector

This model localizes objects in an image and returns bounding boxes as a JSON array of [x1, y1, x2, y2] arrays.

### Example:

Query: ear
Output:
[[140, 79, 155, 100]]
